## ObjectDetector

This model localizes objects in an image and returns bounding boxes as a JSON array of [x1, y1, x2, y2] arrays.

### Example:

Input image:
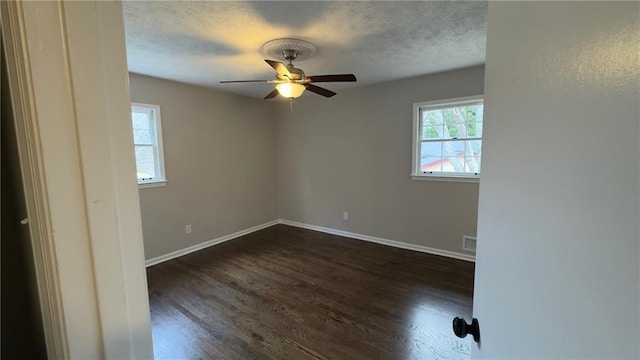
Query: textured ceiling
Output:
[[123, 1, 487, 99]]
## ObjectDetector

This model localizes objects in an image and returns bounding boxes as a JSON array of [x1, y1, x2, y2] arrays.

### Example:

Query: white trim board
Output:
[[145, 220, 279, 267], [146, 219, 475, 267], [279, 219, 476, 262]]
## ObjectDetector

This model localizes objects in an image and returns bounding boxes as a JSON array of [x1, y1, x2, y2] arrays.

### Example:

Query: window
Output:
[[412, 95, 484, 182], [131, 103, 166, 187]]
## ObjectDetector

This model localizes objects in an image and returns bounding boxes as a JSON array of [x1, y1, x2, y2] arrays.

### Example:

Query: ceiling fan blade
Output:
[[306, 74, 357, 83], [305, 84, 336, 98], [265, 60, 292, 79], [220, 80, 271, 83], [264, 89, 279, 99]]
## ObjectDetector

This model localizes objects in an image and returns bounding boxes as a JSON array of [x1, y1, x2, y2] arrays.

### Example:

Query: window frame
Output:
[[411, 95, 484, 183], [131, 102, 167, 188]]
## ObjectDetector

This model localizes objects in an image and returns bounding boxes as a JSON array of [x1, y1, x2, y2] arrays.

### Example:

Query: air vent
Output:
[[463, 235, 477, 252]]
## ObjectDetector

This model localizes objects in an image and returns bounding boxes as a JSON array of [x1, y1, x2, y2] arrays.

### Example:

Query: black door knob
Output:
[[453, 317, 480, 343]]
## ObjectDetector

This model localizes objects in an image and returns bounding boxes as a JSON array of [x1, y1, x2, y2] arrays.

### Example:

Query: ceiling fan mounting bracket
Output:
[[282, 49, 298, 66], [262, 38, 317, 62]]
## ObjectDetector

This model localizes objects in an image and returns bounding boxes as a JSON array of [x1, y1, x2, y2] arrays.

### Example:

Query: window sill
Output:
[[138, 180, 167, 189], [411, 175, 479, 183]]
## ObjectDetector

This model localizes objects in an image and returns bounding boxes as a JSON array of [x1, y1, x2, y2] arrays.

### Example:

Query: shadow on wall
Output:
[[1, 41, 47, 359]]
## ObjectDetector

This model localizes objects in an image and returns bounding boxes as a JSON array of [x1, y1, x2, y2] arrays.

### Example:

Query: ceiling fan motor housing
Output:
[[280, 67, 305, 81]]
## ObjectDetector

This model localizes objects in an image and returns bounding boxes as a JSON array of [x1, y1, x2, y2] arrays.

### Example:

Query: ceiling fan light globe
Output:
[[276, 83, 305, 99]]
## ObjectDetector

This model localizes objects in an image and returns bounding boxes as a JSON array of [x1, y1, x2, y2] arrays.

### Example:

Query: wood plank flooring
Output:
[[146, 224, 475, 360]]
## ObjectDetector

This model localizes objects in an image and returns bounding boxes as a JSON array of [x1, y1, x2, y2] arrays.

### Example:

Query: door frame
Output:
[[1, 1, 153, 358]]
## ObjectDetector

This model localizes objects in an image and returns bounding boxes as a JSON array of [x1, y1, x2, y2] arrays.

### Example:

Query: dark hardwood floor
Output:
[[146, 224, 475, 360]]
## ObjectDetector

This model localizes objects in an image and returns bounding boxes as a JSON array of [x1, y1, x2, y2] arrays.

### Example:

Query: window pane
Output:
[[440, 141, 464, 172], [421, 123, 444, 140], [466, 121, 483, 137], [136, 162, 156, 180], [420, 141, 442, 158], [446, 140, 466, 154], [474, 104, 484, 122], [461, 140, 482, 173], [467, 139, 482, 155], [463, 157, 480, 173], [442, 108, 453, 124], [441, 155, 463, 172], [421, 109, 445, 125], [135, 145, 155, 162], [421, 156, 442, 172], [132, 112, 150, 129], [133, 129, 152, 144], [445, 122, 461, 139], [451, 108, 467, 124]]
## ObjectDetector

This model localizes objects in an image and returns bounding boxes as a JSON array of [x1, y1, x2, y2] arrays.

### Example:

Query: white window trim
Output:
[[411, 95, 483, 183], [138, 181, 167, 189], [131, 102, 167, 188]]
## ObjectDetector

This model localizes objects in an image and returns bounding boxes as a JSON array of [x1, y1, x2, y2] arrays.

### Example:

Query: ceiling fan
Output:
[[220, 38, 357, 101]]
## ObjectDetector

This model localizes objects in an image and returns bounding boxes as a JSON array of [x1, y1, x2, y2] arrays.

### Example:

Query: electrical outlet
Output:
[[343, 212, 349, 220], [185, 224, 192, 234]]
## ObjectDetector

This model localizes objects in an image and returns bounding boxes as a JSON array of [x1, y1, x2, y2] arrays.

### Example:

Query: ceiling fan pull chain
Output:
[[290, 98, 294, 112]]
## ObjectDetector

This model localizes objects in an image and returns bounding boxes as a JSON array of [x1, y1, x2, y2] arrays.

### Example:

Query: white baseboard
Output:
[[278, 219, 476, 262], [145, 219, 475, 267], [145, 220, 279, 267]]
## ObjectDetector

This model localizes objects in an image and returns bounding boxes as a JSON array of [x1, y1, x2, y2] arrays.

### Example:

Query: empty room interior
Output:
[[125, 1, 483, 359], [3, 0, 639, 359]]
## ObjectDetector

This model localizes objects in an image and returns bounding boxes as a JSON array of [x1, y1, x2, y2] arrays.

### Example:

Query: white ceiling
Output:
[[123, 1, 487, 99]]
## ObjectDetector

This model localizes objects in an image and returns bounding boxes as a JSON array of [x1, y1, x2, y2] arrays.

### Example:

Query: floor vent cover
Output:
[[463, 236, 477, 252]]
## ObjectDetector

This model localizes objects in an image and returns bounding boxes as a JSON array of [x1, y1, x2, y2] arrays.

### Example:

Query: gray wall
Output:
[[277, 66, 484, 255], [473, 1, 638, 357], [129, 74, 278, 259]]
